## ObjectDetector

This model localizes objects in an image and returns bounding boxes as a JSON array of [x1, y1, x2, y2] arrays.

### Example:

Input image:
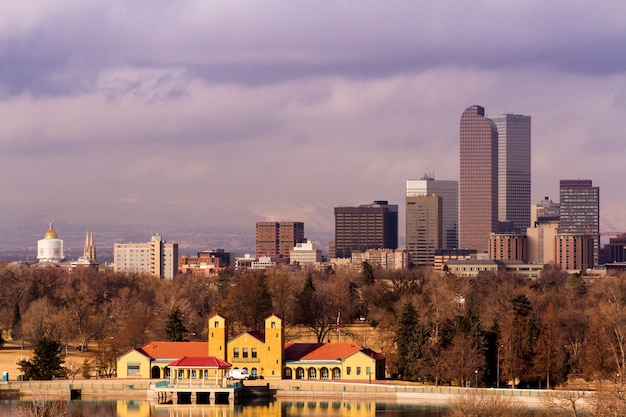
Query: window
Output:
[[233, 348, 239, 358], [243, 348, 249, 358], [356, 367, 361, 375], [346, 366, 351, 375], [366, 366, 371, 375], [271, 321, 276, 328], [127, 365, 140, 376], [214, 321, 219, 328], [252, 348, 257, 358]]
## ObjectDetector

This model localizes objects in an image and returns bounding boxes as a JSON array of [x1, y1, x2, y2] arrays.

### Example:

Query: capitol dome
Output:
[[44, 222, 58, 239]]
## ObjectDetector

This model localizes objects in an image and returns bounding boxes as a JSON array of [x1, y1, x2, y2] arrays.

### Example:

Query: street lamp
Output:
[[475, 369, 478, 388], [497, 344, 503, 388]]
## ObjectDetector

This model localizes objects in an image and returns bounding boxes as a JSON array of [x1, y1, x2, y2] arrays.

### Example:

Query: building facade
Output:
[[406, 177, 458, 249], [490, 114, 531, 233], [554, 233, 595, 272], [333, 201, 398, 258], [255, 222, 305, 259], [351, 249, 408, 270], [114, 234, 178, 279], [559, 179, 600, 266], [605, 234, 626, 263], [526, 219, 559, 264], [405, 195, 442, 267], [488, 233, 527, 262], [290, 240, 323, 265], [459, 105, 499, 252]]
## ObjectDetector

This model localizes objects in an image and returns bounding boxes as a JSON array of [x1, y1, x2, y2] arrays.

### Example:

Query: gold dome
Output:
[[44, 222, 58, 239]]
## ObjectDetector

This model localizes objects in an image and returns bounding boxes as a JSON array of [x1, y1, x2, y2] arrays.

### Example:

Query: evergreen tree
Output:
[[18, 337, 67, 380], [395, 302, 428, 380], [165, 307, 188, 342]]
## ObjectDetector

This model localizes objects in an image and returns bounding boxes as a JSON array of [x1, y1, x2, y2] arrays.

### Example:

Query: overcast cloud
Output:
[[1, 1, 625, 247]]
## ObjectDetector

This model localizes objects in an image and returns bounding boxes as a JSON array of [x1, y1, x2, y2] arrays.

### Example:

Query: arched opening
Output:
[[151, 366, 161, 378], [251, 367, 258, 379], [308, 368, 317, 379], [332, 367, 341, 379], [320, 367, 329, 380], [296, 367, 305, 379], [284, 368, 293, 379]]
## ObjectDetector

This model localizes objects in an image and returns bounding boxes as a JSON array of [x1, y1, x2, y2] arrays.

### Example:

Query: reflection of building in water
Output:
[[115, 399, 378, 417]]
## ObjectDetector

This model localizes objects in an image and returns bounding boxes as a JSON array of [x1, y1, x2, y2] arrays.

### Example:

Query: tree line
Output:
[[2, 260, 626, 387]]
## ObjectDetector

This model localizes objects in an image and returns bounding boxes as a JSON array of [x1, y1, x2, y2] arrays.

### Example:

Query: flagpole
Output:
[[337, 309, 341, 342]]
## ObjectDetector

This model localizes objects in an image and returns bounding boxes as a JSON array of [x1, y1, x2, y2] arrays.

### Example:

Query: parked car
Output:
[[227, 369, 249, 380]]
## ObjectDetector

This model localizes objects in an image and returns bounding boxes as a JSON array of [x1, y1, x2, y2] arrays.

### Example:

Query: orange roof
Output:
[[285, 342, 383, 361], [138, 342, 208, 359], [168, 356, 230, 368]]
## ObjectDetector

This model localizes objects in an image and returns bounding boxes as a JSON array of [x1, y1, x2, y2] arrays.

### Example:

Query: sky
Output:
[[1, 1, 626, 246]]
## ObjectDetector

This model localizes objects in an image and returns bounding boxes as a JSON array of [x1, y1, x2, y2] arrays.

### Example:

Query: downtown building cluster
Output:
[[22, 105, 625, 278], [240, 105, 622, 277]]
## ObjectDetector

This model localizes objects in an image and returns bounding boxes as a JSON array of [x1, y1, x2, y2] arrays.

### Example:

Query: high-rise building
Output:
[[490, 113, 531, 232], [406, 176, 458, 249], [333, 201, 398, 258], [405, 195, 442, 267], [559, 179, 600, 265], [255, 222, 305, 259], [114, 234, 178, 279], [459, 105, 499, 251]]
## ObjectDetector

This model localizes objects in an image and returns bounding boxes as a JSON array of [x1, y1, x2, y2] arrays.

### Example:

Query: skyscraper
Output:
[[406, 176, 458, 250], [405, 195, 442, 266], [333, 201, 398, 258], [459, 105, 499, 251], [490, 114, 531, 233], [255, 222, 305, 259], [559, 179, 600, 265]]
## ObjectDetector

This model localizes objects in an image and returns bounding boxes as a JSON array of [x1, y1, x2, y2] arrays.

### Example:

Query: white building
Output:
[[37, 222, 64, 264], [114, 234, 178, 279], [290, 240, 322, 265], [251, 256, 276, 270]]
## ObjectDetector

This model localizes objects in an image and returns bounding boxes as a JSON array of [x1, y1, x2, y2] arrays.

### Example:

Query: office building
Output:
[[405, 195, 442, 267], [255, 222, 305, 259], [406, 176, 458, 249], [290, 240, 323, 265], [459, 105, 499, 251], [526, 219, 559, 264], [114, 234, 178, 279], [531, 197, 560, 226], [490, 114, 531, 232], [333, 201, 398, 258], [555, 234, 595, 272], [604, 234, 626, 263], [488, 233, 527, 262], [559, 179, 600, 265]]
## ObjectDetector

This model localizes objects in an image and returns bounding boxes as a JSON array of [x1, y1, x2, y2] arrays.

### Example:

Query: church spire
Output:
[[84, 231, 96, 262]]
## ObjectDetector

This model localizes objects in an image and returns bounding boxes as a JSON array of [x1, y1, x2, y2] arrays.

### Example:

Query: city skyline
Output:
[[1, 2, 625, 245]]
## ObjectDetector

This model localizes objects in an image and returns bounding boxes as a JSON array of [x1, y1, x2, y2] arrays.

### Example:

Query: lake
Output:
[[0, 398, 448, 417]]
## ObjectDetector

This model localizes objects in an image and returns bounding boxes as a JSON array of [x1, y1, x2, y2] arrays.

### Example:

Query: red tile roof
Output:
[[168, 356, 231, 368], [137, 342, 208, 359], [285, 342, 383, 361]]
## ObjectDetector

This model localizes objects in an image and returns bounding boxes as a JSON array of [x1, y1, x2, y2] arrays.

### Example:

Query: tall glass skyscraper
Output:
[[459, 105, 499, 251], [490, 114, 531, 233]]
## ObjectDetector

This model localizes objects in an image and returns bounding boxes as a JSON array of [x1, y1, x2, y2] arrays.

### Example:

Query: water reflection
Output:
[[0, 398, 446, 417]]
